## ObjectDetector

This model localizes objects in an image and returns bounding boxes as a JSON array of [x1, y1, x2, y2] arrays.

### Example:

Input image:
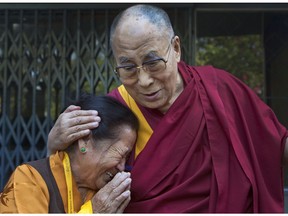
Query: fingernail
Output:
[[122, 172, 130, 177], [123, 190, 130, 197], [92, 122, 99, 127], [92, 111, 98, 115], [125, 178, 132, 184]]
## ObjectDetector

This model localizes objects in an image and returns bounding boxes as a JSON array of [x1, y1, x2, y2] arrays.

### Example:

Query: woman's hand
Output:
[[47, 105, 101, 154], [91, 172, 132, 213]]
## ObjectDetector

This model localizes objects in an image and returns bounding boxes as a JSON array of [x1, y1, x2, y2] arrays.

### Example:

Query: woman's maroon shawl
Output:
[[109, 61, 288, 213]]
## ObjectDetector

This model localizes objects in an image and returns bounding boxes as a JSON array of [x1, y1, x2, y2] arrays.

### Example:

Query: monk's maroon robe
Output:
[[109, 61, 288, 213]]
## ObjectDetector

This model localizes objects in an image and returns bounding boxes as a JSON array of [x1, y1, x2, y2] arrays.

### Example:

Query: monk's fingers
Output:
[[47, 107, 101, 154], [55, 111, 100, 140], [63, 105, 81, 113], [48, 109, 100, 149], [60, 110, 100, 128], [62, 115, 100, 133], [70, 109, 100, 119], [59, 118, 98, 141]]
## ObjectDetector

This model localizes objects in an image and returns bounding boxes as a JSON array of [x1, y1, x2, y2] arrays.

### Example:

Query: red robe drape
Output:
[[109, 61, 288, 213]]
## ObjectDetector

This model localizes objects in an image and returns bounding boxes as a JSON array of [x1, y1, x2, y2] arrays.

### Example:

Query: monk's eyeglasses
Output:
[[114, 36, 175, 81]]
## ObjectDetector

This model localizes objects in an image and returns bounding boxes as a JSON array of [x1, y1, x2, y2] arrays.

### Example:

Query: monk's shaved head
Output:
[[110, 4, 174, 48]]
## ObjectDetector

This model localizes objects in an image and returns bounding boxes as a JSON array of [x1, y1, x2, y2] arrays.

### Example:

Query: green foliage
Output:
[[196, 35, 264, 98]]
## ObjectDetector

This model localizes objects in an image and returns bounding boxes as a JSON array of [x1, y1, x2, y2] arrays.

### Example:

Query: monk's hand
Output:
[[91, 172, 132, 213], [47, 105, 100, 154]]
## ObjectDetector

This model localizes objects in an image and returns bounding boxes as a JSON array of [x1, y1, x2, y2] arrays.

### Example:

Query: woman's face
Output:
[[75, 125, 137, 191]]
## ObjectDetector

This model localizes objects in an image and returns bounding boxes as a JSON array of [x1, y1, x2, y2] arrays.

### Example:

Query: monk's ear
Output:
[[173, 35, 181, 62]]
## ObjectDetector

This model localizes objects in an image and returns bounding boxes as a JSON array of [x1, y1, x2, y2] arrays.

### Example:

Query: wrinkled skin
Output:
[[90, 172, 131, 213], [48, 105, 135, 213], [47, 8, 288, 213], [47, 105, 100, 155]]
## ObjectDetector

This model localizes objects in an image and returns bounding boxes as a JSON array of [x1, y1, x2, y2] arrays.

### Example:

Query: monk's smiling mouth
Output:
[[142, 89, 161, 100]]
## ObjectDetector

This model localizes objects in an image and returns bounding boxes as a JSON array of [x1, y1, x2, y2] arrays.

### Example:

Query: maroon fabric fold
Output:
[[195, 64, 287, 212], [109, 61, 287, 213]]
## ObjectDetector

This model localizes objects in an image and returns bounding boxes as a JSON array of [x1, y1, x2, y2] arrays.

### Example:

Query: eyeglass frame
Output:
[[113, 36, 175, 80]]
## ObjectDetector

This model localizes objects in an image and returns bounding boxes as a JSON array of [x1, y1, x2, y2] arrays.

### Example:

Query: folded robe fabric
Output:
[[109, 61, 288, 213]]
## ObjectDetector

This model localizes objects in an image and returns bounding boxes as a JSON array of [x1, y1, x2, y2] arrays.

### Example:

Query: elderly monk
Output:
[[0, 94, 138, 213], [47, 4, 288, 213]]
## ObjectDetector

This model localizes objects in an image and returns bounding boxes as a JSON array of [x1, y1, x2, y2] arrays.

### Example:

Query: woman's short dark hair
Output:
[[71, 92, 139, 142]]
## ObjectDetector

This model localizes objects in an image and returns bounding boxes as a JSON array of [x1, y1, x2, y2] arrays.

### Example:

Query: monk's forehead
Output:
[[119, 12, 152, 28]]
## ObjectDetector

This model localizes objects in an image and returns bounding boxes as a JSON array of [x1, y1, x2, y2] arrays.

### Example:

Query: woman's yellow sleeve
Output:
[[0, 164, 49, 213]]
